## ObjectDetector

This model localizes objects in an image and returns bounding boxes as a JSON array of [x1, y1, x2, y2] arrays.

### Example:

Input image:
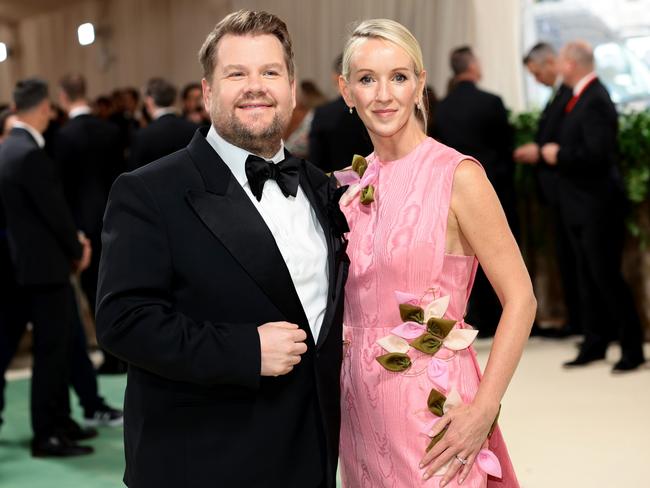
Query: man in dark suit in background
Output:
[[308, 54, 372, 172], [0, 78, 93, 456], [514, 42, 581, 338], [435, 46, 517, 337], [96, 10, 348, 488], [56, 74, 123, 316], [540, 41, 645, 372], [181, 82, 210, 126], [128, 77, 198, 170]]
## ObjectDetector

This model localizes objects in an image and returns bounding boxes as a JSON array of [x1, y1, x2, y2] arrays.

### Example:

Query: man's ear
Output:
[[201, 78, 212, 113]]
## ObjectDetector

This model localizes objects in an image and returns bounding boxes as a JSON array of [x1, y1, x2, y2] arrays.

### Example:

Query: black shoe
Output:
[[563, 349, 606, 368], [84, 402, 123, 428], [31, 434, 94, 457], [612, 357, 645, 374], [60, 417, 98, 441]]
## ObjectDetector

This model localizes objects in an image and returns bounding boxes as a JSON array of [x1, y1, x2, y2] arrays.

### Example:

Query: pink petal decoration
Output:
[[338, 183, 360, 206], [417, 416, 442, 440], [390, 321, 426, 340], [443, 389, 462, 414], [427, 358, 449, 392], [333, 169, 360, 186], [443, 329, 479, 351], [424, 295, 451, 321], [477, 449, 502, 478], [358, 161, 379, 187], [376, 335, 410, 354], [394, 290, 420, 305], [434, 348, 455, 360]]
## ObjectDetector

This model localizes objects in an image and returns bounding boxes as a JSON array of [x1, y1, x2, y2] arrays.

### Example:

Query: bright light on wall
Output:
[[0, 43, 7, 63], [78, 23, 95, 46]]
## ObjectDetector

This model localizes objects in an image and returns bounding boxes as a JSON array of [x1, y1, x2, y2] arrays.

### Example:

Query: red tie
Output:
[[565, 76, 597, 113]]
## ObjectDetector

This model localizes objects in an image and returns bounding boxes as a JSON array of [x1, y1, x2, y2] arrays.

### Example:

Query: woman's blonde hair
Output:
[[341, 18, 428, 131]]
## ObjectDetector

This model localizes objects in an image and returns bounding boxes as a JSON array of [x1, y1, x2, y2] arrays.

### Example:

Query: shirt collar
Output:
[[69, 105, 92, 119], [573, 72, 597, 96], [205, 125, 285, 187], [153, 107, 177, 120], [12, 120, 45, 148]]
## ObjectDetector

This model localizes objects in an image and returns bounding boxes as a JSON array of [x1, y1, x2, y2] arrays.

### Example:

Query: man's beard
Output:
[[212, 104, 287, 158]]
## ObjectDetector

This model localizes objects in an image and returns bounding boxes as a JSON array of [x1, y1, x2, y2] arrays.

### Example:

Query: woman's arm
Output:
[[421, 160, 536, 485]]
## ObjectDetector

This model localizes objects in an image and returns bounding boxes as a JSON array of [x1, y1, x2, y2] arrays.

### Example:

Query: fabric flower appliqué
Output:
[[334, 154, 378, 206], [375, 289, 502, 479]]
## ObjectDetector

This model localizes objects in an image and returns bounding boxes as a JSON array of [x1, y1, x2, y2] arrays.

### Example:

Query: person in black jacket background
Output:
[[515, 42, 582, 338], [308, 54, 372, 172], [128, 77, 198, 170], [435, 46, 517, 337], [0, 78, 93, 456], [540, 41, 645, 372]]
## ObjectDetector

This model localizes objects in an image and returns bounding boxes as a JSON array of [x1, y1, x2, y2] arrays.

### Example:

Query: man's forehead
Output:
[[216, 33, 283, 57]]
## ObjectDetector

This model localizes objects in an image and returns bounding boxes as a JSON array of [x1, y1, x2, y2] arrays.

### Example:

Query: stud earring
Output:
[[349, 106, 354, 114]]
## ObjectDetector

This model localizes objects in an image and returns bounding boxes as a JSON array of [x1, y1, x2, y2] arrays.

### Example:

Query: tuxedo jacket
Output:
[[553, 78, 624, 223], [54, 114, 124, 237], [535, 84, 572, 206], [96, 128, 348, 488], [0, 128, 81, 285], [127, 113, 198, 170], [435, 81, 515, 195], [308, 97, 373, 172]]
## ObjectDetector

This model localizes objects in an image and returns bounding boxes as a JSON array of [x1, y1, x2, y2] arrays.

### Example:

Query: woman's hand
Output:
[[419, 401, 498, 486]]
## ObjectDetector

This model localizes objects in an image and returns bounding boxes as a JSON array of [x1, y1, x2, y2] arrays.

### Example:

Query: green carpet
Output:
[[0, 376, 127, 488]]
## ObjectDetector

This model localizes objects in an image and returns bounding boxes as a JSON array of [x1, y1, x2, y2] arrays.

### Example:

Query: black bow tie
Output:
[[245, 154, 300, 201]]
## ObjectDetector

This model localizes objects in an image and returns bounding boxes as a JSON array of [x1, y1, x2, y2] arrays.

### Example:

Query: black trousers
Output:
[[563, 203, 645, 361], [24, 283, 75, 438], [551, 204, 583, 332]]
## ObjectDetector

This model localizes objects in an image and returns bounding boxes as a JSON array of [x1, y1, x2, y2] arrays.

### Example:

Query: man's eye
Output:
[[228, 72, 244, 78], [264, 70, 280, 76]]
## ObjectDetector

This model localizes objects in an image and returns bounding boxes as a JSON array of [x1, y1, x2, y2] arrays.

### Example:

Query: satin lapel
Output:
[[298, 161, 337, 349], [184, 129, 311, 335]]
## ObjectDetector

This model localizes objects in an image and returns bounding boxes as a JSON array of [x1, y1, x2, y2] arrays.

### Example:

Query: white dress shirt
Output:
[[205, 126, 329, 340], [69, 105, 92, 119], [12, 120, 45, 148]]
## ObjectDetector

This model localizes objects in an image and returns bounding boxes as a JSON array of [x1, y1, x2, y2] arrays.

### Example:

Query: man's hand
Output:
[[72, 231, 92, 274], [513, 142, 540, 164], [258, 322, 308, 376], [540, 143, 560, 166]]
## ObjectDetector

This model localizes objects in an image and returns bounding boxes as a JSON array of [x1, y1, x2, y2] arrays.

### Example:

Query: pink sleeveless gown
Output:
[[339, 138, 519, 488]]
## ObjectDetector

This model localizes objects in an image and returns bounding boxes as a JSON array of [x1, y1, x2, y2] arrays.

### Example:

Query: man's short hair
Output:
[[181, 82, 201, 101], [145, 78, 177, 108], [199, 10, 295, 82], [13, 78, 49, 112], [523, 42, 556, 65], [60, 73, 87, 101], [450, 46, 475, 76]]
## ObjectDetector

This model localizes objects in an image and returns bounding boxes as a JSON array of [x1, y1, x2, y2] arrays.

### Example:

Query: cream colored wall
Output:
[[0, 0, 524, 110]]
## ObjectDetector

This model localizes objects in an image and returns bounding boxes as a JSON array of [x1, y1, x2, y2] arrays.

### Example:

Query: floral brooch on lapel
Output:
[[334, 154, 378, 206], [375, 289, 502, 479]]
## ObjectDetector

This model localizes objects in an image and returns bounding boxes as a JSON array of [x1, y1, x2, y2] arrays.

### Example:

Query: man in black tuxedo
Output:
[[515, 42, 582, 338], [56, 73, 127, 376], [0, 78, 93, 456], [540, 41, 646, 372], [128, 78, 199, 170], [96, 10, 348, 488], [308, 54, 372, 172], [435, 46, 517, 337], [56, 74, 124, 313]]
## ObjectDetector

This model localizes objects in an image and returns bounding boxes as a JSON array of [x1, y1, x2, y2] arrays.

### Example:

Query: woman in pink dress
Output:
[[336, 19, 536, 488]]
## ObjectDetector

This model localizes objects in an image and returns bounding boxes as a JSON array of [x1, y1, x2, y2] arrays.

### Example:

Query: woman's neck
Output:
[[370, 120, 427, 163]]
